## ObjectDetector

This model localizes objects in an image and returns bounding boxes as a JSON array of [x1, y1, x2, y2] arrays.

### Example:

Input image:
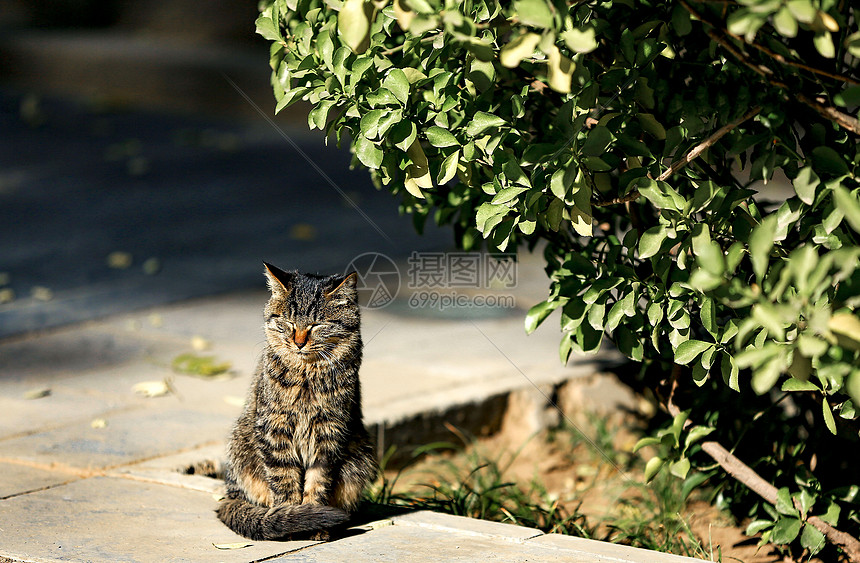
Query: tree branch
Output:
[[681, 0, 860, 136], [663, 367, 860, 562], [699, 440, 860, 562], [593, 106, 762, 207]]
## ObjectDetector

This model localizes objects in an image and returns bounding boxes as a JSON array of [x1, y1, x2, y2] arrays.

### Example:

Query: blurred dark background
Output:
[[0, 1, 448, 338]]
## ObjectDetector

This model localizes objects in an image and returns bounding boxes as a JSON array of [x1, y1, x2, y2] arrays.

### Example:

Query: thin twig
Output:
[[657, 105, 763, 181], [682, 0, 860, 136], [593, 106, 762, 207], [681, 0, 859, 86]]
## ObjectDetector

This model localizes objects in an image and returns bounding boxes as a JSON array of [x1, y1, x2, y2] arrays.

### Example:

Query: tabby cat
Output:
[[216, 263, 378, 541]]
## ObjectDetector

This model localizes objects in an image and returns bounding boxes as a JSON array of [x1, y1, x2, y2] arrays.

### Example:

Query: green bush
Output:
[[256, 0, 860, 558]]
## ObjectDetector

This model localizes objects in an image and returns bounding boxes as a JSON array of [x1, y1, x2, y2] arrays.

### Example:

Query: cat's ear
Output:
[[326, 272, 358, 303], [263, 262, 294, 297]]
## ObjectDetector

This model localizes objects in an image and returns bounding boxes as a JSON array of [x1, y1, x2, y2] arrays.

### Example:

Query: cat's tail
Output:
[[216, 498, 349, 540]]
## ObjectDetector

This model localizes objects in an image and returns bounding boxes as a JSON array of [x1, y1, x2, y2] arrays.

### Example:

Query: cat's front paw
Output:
[[308, 530, 330, 541]]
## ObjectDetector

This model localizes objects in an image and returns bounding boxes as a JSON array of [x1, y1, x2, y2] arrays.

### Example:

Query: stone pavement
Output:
[[0, 31, 701, 562], [0, 250, 703, 562]]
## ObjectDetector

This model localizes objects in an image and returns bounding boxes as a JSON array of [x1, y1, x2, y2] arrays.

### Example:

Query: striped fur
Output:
[[216, 263, 378, 541]]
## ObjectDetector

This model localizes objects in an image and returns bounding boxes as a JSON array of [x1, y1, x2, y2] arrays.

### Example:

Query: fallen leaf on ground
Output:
[[23, 387, 51, 400], [107, 251, 133, 269], [132, 380, 171, 398], [212, 542, 252, 550], [31, 286, 53, 301], [142, 257, 161, 275], [289, 223, 317, 241], [172, 353, 231, 378], [191, 336, 211, 351], [0, 288, 15, 304]]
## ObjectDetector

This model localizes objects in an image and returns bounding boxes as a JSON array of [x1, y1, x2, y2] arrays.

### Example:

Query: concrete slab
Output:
[[0, 476, 317, 563], [267, 523, 554, 563], [529, 534, 702, 562], [0, 327, 157, 383], [0, 388, 138, 441], [0, 461, 80, 500], [0, 406, 231, 470], [391, 510, 543, 542]]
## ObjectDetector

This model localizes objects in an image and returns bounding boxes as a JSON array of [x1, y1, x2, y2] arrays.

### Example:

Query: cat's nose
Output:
[[294, 328, 309, 348]]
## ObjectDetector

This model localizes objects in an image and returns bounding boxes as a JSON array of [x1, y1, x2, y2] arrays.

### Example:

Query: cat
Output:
[[216, 262, 378, 541]]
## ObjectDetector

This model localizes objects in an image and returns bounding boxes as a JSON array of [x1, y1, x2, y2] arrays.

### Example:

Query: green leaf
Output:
[[793, 167, 819, 205], [772, 6, 798, 37], [813, 31, 835, 58], [437, 151, 459, 185], [425, 126, 458, 148], [545, 45, 575, 94], [390, 120, 418, 152], [561, 27, 598, 53], [685, 425, 715, 449], [834, 85, 860, 108], [771, 516, 802, 545], [644, 456, 664, 482], [849, 31, 860, 58], [745, 519, 774, 536], [545, 197, 565, 231], [405, 139, 432, 195], [752, 303, 785, 341], [674, 340, 713, 366], [781, 378, 819, 392], [525, 300, 558, 334], [581, 126, 613, 157], [465, 112, 507, 137], [383, 69, 411, 105], [637, 179, 685, 211], [638, 225, 668, 259], [500, 32, 541, 68], [255, 15, 282, 42], [848, 370, 860, 407], [800, 524, 826, 555], [832, 187, 860, 234], [701, 298, 717, 338], [491, 186, 529, 205], [638, 114, 666, 140], [570, 183, 592, 236], [822, 398, 837, 435], [776, 487, 799, 517], [338, 0, 372, 53], [632, 436, 661, 453], [749, 216, 777, 283], [812, 146, 849, 176], [786, 0, 816, 23], [751, 358, 783, 395], [476, 202, 506, 233], [670, 458, 691, 479], [353, 135, 383, 168], [514, 0, 554, 28]]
